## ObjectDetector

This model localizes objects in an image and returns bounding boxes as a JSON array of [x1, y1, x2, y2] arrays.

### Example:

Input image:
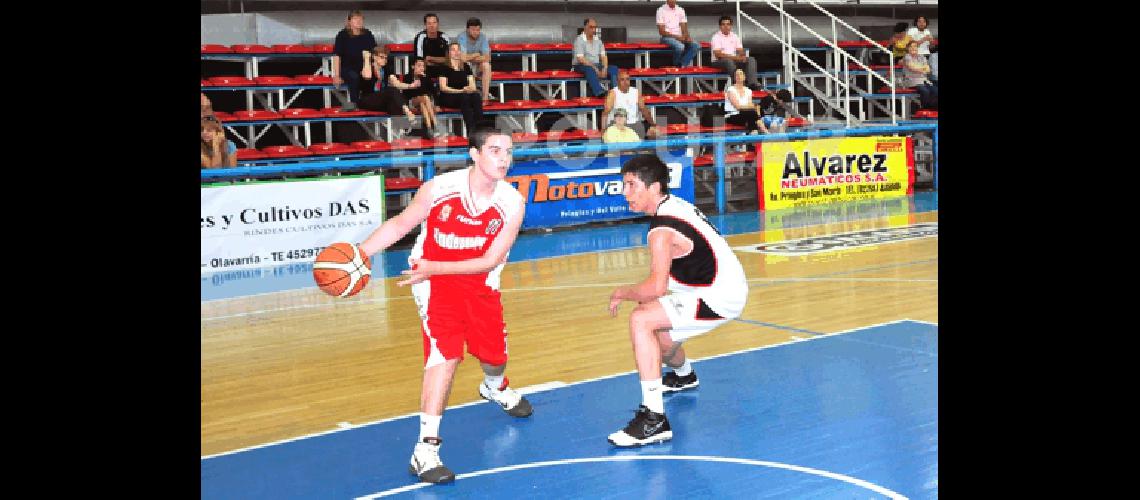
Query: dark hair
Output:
[[424, 13, 438, 23], [620, 154, 670, 195], [467, 17, 481, 28], [914, 15, 927, 26], [893, 22, 908, 34], [906, 41, 919, 50], [583, 18, 595, 26], [471, 127, 510, 150], [719, 16, 733, 24]]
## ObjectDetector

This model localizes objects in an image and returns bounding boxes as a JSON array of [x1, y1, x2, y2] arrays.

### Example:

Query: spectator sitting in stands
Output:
[[900, 41, 937, 109], [201, 93, 216, 121], [603, 108, 641, 144], [201, 118, 237, 168], [332, 10, 378, 112], [414, 13, 451, 79], [724, 68, 766, 135], [573, 18, 620, 98], [438, 42, 485, 138], [458, 17, 494, 102], [907, 16, 934, 57], [401, 58, 442, 139], [360, 46, 418, 123], [710, 16, 761, 90], [888, 22, 912, 63], [656, 0, 700, 68], [758, 89, 796, 134], [602, 70, 661, 140]]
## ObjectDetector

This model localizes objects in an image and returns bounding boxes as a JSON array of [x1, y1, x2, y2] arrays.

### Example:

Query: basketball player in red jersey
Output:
[[358, 127, 529, 484]]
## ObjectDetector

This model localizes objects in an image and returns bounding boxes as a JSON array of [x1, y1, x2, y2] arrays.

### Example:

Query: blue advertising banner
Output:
[[506, 149, 695, 230]]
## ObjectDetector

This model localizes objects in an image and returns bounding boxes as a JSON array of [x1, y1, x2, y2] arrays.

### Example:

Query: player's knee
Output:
[[628, 305, 659, 332]]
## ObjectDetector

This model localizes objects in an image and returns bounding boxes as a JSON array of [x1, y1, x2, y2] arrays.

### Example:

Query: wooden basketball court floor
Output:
[[201, 193, 938, 498]]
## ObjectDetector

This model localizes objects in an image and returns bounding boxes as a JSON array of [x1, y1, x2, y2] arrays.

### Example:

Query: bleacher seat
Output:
[[308, 143, 358, 155], [390, 138, 437, 150], [319, 107, 382, 117], [604, 43, 639, 50], [293, 75, 334, 85], [491, 71, 523, 80], [912, 109, 938, 119], [231, 44, 272, 54], [254, 76, 297, 86], [261, 145, 314, 158], [385, 177, 423, 191], [787, 117, 808, 127], [878, 86, 917, 94], [549, 43, 572, 50], [208, 76, 256, 86], [201, 44, 233, 54], [201, 79, 212, 87], [271, 44, 313, 53], [279, 108, 324, 119], [235, 148, 268, 160], [637, 43, 669, 50], [230, 110, 283, 121], [491, 43, 525, 51], [310, 44, 334, 53], [693, 151, 756, 166], [433, 136, 470, 148], [386, 43, 413, 53], [351, 140, 393, 152]]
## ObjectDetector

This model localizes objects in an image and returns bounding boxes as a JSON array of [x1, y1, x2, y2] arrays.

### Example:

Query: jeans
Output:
[[711, 57, 759, 87], [661, 36, 700, 67], [573, 64, 620, 97], [915, 84, 938, 109]]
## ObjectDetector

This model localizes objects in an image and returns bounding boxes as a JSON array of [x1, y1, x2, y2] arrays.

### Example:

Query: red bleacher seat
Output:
[[279, 108, 324, 119], [491, 71, 523, 80], [692, 92, 725, 101], [490, 43, 525, 51], [308, 143, 358, 155], [536, 99, 576, 108], [254, 76, 297, 86], [208, 76, 256, 86], [235, 148, 268, 160], [550, 43, 573, 50], [628, 68, 668, 76], [878, 86, 917, 94], [230, 110, 283, 121], [386, 177, 423, 191], [522, 43, 553, 50], [678, 66, 721, 74], [505, 99, 543, 110], [433, 136, 470, 148], [386, 43, 413, 53], [604, 43, 639, 50], [271, 44, 312, 53], [201, 79, 212, 87], [867, 64, 903, 70], [665, 123, 702, 135], [311, 44, 334, 53], [261, 145, 314, 158], [787, 117, 808, 127], [543, 70, 583, 79], [637, 43, 669, 49], [319, 107, 372, 117], [701, 124, 745, 133], [390, 138, 436, 150], [212, 111, 233, 121], [571, 96, 605, 107], [659, 66, 682, 74], [699, 41, 711, 48], [201, 44, 233, 54], [231, 44, 272, 54], [511, 132, 543, 144], [544, 129, 601, 141], [350, 140, 393, 152], [644, 94, 699, 104], [293, 75, 334, 85], [516, 71, 547, 79], [912, 109, 938, 119], [483, 101, 514, 111]]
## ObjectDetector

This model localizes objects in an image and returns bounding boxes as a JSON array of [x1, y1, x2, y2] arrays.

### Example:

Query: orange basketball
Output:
[[312, 242, 372, 298]]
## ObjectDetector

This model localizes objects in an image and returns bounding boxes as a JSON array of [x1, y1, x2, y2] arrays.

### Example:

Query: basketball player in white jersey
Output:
[[606, 153, 749, 447], [357, 127, 530, 483]]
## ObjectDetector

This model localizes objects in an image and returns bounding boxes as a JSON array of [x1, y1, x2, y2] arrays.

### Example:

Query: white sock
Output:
[[640, 379, 664, 414], [419, 413, 441, 442], [484, 374, 504, 391], [673, 359, 692, 377]]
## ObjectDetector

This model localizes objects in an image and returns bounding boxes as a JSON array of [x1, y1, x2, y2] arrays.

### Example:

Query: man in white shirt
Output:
[[906, 15, 935, 56], [656, 0, 700, 67], [710, 16, 760, 90]]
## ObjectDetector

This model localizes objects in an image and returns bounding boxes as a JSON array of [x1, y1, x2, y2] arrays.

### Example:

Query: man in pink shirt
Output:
[[710, 16, 760, 90], [656, 0, 700, 67]]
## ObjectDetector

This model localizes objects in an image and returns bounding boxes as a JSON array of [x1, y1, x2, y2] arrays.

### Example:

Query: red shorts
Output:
[[412, 281, 508, 368]]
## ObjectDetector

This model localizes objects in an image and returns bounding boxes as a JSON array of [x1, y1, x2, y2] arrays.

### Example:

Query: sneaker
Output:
[[662, 370, 699, 392], [479, 378, 534, 417], [340, 102, 358, 112], [607, 405, 672, 447], [408, 437, 456, 484]]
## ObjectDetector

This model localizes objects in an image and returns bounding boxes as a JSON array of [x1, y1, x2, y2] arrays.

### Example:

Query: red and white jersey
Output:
[[409, 167, 523, 291]]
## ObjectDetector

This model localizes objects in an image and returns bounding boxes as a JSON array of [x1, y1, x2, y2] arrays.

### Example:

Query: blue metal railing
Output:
[[202, 123, 938, 212]]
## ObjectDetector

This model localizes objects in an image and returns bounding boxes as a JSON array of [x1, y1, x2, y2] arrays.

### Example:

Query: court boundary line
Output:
[[201, 318, 932, 460], [201, 208, 939, 304], [353, 455, 908, 499]]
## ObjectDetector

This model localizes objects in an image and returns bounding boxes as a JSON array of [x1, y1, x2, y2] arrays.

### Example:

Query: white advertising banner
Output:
[[201, 176, 385, 273]]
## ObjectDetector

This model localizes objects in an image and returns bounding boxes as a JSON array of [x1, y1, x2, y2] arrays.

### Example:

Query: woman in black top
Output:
[[436, 42, 484, 138], [359, 46, 417, 123], [332, 10, 378, 111], [399, 58, 440, 138]]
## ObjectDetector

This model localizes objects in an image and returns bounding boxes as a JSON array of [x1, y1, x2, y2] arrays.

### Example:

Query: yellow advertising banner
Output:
[[757, 136, 914, 210]]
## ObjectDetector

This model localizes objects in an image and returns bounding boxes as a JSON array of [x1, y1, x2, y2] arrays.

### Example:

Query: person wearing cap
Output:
[[604, 108, 641, 144]]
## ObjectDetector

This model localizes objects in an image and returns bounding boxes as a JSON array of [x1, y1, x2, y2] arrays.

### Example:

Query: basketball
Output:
[[312, 242, 372, 298]]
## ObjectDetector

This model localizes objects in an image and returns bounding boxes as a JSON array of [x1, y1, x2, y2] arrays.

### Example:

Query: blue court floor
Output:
[[201, 319, 937, 499]]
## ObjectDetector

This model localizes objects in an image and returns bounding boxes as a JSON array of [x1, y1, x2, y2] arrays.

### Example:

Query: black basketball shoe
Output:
[[607, 405, 673, 447], [662, 370, 699, 392], [408, 437, 456, 484]]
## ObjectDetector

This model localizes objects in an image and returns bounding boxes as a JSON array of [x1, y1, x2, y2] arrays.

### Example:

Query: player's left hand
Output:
[[608, 289, 623, 317], [398, 259, 434, 286]]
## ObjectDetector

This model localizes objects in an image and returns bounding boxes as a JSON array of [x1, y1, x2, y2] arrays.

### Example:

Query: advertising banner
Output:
[[758, 136, 913, 210]]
